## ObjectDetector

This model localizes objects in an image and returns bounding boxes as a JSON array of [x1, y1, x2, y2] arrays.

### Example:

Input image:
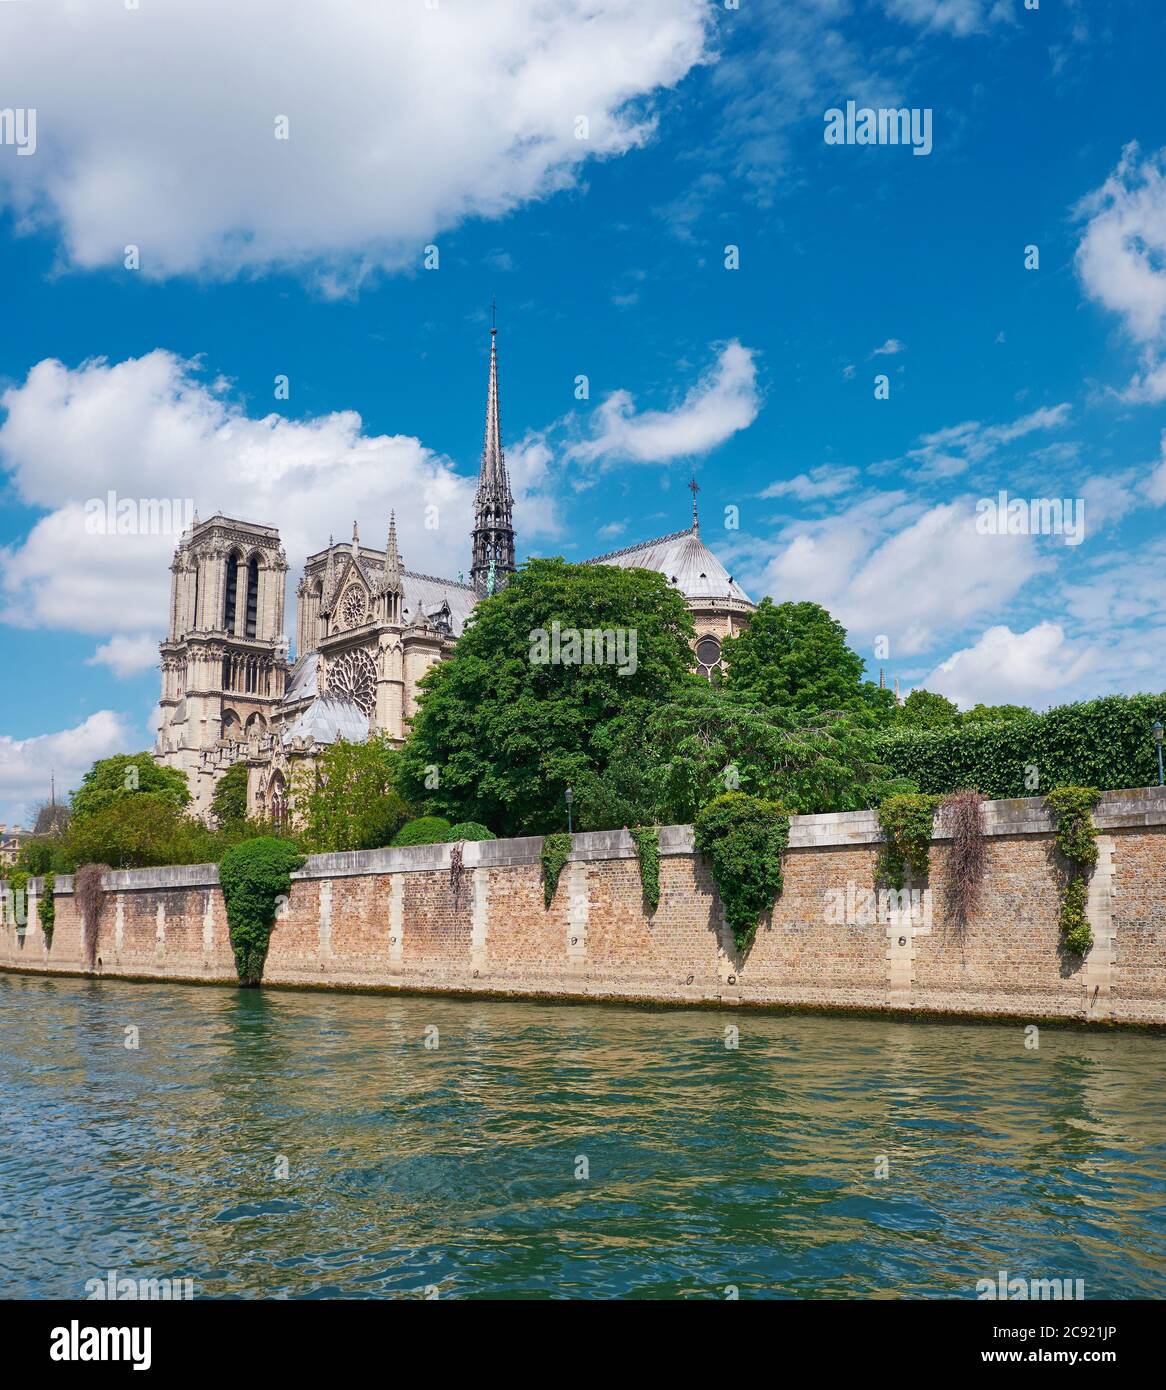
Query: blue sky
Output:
[[1, 0, 1165, 823]]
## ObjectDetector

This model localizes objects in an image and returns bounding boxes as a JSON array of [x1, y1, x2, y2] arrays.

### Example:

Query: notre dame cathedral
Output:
[[154, 325, 756, 820]]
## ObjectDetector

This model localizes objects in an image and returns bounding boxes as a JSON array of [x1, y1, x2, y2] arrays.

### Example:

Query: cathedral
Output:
[[154, 325, 756, 820]]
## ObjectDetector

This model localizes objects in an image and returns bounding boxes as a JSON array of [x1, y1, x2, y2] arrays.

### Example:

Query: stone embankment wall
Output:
[[3, 789, 1164, 1025]]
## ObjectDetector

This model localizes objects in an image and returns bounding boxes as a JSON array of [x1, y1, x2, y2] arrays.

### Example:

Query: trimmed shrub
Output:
[[445, 822, 496, 842], [874, 692, 1166, 798], [694, 794, 790, 952], [391, 817, 452, 848], [218, 837, 305, 986], [541, 833, 572, 908]]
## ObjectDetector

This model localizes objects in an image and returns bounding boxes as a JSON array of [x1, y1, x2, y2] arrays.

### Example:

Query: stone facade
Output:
[[6, 788, 1165, 1027], [153, 326, 757, 821]]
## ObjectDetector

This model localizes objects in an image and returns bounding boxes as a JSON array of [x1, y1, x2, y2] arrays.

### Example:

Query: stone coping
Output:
[[35, 786, 1166, 893]]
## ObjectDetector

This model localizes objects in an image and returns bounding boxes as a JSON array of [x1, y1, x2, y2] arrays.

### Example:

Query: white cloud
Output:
[[0, 351, 559, 649], [922, 623, 1095, 709], [901, 403, 1071, 480], [1075, 143, 1166, 401], [0, 0, 709, 286], [86, 635, 161, 679], [1150, 431, 1166, 505], [1075, 144, 1166, 345], [568, 341, 760, 466], [870, 338, 906, 357], [757, 497, 1047, 656], [883, 0, 1014, 38], [759, 464, 859, 501], [0, 710, 136, 826]]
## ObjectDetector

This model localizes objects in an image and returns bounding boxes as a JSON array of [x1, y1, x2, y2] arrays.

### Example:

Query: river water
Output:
[[2, 972, 1163, 1299]]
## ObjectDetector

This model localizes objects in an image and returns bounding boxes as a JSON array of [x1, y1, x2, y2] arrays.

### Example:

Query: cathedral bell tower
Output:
[[470, 313, 516, 596]]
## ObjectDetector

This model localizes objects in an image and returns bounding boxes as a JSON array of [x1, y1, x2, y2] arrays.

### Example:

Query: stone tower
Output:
[[469, 318, 516, 596], [156, 515, 289, 816]]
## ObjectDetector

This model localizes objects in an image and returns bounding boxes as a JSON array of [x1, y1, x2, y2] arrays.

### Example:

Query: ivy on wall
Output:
[[1044, 786, 1101, 957], [877, 794, 940, 890], [874, 692, 1165, 798], [630, 827, 660, 914], [37, 872, 55, 946], [218, 837, 305, 986], [694, 794, 790, 952], [541, 833, 572, 908]]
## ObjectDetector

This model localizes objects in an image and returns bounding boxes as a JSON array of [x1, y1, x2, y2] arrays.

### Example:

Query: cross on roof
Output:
[[688, 475, 700, 529]]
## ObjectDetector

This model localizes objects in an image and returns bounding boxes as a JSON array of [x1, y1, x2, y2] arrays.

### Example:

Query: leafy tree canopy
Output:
[[896, 688, 961, 729], [210, 761, 250, 830], [396, 558, 697, 836], [721, 599, 889, 721], [292, 734, 410, 852], [71, 753, 190, 821], [961, 702, 1033, 724]]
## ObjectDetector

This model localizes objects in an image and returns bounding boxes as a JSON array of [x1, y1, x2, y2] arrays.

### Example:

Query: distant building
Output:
[[155, 323, 755, 820], [0, 825, 29, 868]]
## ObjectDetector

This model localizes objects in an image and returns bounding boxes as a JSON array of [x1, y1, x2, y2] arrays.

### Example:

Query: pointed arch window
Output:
[[246, 555, 259, 637], [224, 554, 240, 633]]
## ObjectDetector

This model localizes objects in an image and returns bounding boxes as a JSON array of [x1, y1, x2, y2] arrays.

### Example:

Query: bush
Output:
[[218, 837, 305, 985], [694, 794, 789, 952], [390, 816, 452, 847], [445, 822, 496, 842], [874, 692, 1166, 797]]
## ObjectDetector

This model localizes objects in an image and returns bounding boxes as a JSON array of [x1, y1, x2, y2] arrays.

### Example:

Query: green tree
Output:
[[58, 796, 217, 870], [219, 837, 305, 985], [396, 558, 697, 836], [573, 681, 906, 829], [962, 702, 1032, 724], [721, 599, 887, 720], [897, 688, 960, 729], [292, 735, 410, 852], [210, 761, 250, 830], [71, 753, 190, 821]]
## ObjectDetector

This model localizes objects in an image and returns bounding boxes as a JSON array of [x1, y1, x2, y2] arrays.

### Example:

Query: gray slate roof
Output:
[[586, 528, 753, 605], [283, 696, 370, 746]]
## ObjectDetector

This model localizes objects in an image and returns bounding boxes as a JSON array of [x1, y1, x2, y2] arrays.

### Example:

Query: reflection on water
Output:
[[1, 973, 1163, 1299]]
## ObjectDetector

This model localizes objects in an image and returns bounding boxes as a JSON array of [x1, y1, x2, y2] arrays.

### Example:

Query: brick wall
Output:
[[4, 789, 1165, 1025]]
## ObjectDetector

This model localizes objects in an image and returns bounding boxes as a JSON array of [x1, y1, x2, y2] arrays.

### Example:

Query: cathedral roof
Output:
[[283, 695, 370, 745], [585, 526, 753, 606]]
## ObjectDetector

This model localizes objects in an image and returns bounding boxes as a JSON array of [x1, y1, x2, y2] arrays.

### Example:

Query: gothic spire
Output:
[[383, 510, 402, 589], [323, 535, 336, 607], [470, 314, 516, 596]]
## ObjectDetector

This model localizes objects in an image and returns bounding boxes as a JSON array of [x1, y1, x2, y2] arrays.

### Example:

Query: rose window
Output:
[[340, 585, 367, 628], [327, 648, 377, 715], [695, 634, 722, 681]]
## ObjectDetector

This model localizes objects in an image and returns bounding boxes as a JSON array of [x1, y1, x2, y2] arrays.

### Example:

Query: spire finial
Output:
[[688, 475, 700, 531], [352, 520, 360, 556], [471, 313, 516, 595]]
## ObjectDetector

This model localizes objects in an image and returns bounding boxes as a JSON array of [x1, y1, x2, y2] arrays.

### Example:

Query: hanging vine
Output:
[[75, 863, 110, 969], [940, 789, 986, 936], [1044, 786, 1101, 957], [541, 833, 572, 908], [630, 826, 661, 914], [37, 872, 56, 947], [877, 793, 940, 889]]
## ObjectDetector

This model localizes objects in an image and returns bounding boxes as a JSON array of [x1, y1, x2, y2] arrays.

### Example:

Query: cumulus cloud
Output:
[[0, 0, 709, 286], [1075, 143, 1166, 402], [86, 635, 161, 679], [757, 497, 1047, 657], [922, 623, 1095, 709], [0, 350, 559, 650], [568, 341, 760, 467], [0, 710, 136, 825], [869, 338, 906, 357]]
